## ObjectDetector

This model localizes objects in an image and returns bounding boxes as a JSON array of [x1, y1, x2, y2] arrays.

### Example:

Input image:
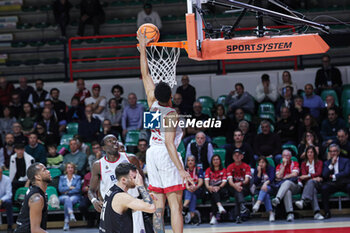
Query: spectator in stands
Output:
[[28, 79, 49, 110], [16, 77, 34, 104], [58, 162, 81, 231], [275, 106, 297, 145], [176, 75, 196, 114], [320, 95, 341, 121], [18, 102, 37, 135], [25, 133, 47, 165], [276, 86, 294, 119], [9, 92, 22, 119], [321, 144, 350, 219], [278, 71, 297, 95], [303, 84, 324, 120], [78, 106, 101, 142], [225, 83, 255, 114], [135, 139, 147, 164], [292, 95, 310, 124], [237, 120, 253, 145], [53, 0, 72, 37], [11, 122, 28, 145], [204, 155, 228, 225], [46, 144, 63, 169], [34, 122, 49, 145], [73, 134, 91, 157], [61, 139, 87, 176], [256, 74, 278, 103], [295, 146, 324, 220], [333, 129, 350, 159], [66, 96, 85, 123], [173, 93, 188, 115], [122, 93, 144, 138], [0, 106, 16, 142], [183, 102, 210, 146], [231, 108, 245, 131], [0, 166, 14, 232], [137, 3, 162, 31], [186, 131, 214, 171], [0, 133, 15, 169], [88, 141, 101, 170], [79, 170, 95, 227], [0, 77, 14, 106], [298, 130, 320, 161], [98, 119, 119, 142], [104, 98, 122, 135], [73, 79, 91, 106], [315, 54, 342, 96], [50, 88, 67, 133], [254, 120, 282, 164], [320, 108, 346, 146], [252, 156, 275, 222], [210, 104, 231, 139], [38, 107, 60, 143], [183, 155, 203, 225], [111, 84, 127, 110], [224, 129, 255, 169], [77, 0, 105, 36], [227, 149, 251, 223], [272, 149, 300, 222], [297, 113, 320, 144], [85, 84, 106, 122], [9, 143, 34, 197]]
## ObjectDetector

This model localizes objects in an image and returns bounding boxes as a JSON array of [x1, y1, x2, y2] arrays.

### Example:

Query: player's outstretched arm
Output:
[[29, 193, 48, 233], [164, 112, 194, 186], [137, 31, 156, 108], [88, 161, 103, 212]]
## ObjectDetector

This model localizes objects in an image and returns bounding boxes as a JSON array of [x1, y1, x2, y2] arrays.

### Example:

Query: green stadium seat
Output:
[[48, 39, 63, 46], [258, 102, 275, 116], [177, 141, 186, 163], [48, 168, 62, 178], [39, 5, 52, 11], [321, 89, 339, 106], [124, 17, 136, 23], [244, 113, 252, 122], [342, 99, 350, 119], [266, 157, 275, 167], [60, 134, 74, 145], [86, 38, 102, 44], [282, 144, 298, 156], [279, 156, 298, 164], [66, 122, 78, 135], [213, 148, 226, 168], [212, 136, 226, 147], [197, 96, 215, 109], [29, 41, 46, 47], [341, 88, 350, 107], [57, 144, 69, 154], [125, 130, 140, 147], [16, 23, 32, 29], [21, 6, 37, 12], [201, 107, 212, 117], [46, 186, 61, 210], [3, 170, 9, 176], [11, 41, 27, 47], [14, 187, 29, 203], [137, 99, 149, 111], [34, 22, 50, 29], [162, 15, 177, 21], [107, 18, 123, 24], [216, 95, 227, 105], [330, 192, 350, 210]]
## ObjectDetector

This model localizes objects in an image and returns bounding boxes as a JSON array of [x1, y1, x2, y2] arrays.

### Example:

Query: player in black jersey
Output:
[[15, 163, 52, 233], [99, 163, 156, 233]]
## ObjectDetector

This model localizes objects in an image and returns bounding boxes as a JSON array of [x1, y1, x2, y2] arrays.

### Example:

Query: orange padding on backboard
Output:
[[189, 34, 329, 61]]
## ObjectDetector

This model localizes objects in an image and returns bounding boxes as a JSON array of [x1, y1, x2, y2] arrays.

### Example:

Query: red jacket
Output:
[[301, 160, 323, 179]]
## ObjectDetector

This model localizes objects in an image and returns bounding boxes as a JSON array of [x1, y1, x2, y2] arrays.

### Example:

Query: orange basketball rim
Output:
[[148, 13, 330, 61]]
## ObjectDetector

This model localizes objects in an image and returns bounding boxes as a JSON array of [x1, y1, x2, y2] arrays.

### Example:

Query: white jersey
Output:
[[149, 101, 183, 148], [99, 152, 145, 233]]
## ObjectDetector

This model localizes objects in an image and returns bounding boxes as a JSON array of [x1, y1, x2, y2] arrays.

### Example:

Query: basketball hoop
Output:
[[144, 45, 180, 88]]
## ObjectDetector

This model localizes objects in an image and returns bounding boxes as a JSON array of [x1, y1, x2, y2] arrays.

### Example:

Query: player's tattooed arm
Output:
[[29, 193, 42, 204], [137, 186, 153, 204], [153, 208, 165, 233]]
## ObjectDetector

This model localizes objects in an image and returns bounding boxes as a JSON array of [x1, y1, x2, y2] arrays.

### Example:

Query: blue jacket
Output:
[[253, 165, 275, 187], [58, 175, 81, 196], [322, 157, 350, 182]]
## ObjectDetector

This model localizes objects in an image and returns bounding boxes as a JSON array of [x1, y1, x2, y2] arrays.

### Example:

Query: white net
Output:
[[145, 45, 180, 88]]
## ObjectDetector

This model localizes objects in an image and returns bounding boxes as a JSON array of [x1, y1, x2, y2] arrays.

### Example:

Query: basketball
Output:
[[137, 23, 160, 43]]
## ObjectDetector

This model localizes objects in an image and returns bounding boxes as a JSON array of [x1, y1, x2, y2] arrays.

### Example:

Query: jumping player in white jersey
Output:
[[88, 134, 152, 233], [138, 31, 194, 233]]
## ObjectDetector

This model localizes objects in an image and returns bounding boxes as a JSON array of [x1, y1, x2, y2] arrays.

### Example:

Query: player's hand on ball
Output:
[[93, 199, 103, 212], [179, 169, 195, 187], [137, 30, 154, 48]]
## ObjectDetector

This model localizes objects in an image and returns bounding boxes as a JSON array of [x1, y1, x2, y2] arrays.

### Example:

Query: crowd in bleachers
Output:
[[0, 54, 350, 231]]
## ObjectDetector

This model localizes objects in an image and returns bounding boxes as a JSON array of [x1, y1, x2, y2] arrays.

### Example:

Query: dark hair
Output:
[[303, 113, 318, 128], [301, 130, 319, 145], [305, 145, 318, 162], [257, 156, 268, 167], [337, 128, 348, 136], [154, 82, 171, 103], [138, 139, 147, 145], [20, 102, 36, 118], [27, 162, 41, 183], [111, 84, 124, 95], [1, 105, 13, 118], [44, 99, 53, 105], [29, 132, 38, 138], [328, 107, 337, 115], [261, 74, 270, 81], [91, 141, 100, 146], [215, 104, 226, 115], [235, 83, 244, 90], [108, 98, 119, 109], [210, 154, 223, 172], [71, 96, 80, 103], [46, 144, 57, 149], [50, 88, 59, 95], [35, 121, 47, 133], [322, 54, 330, 60], [35, 79, 44, 83], [14, 143, 25, 149], [115, 163, 137, 180], [233, 129, 243, 135], [284, 85, 294, 94], [144, 3, 152, 9]]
